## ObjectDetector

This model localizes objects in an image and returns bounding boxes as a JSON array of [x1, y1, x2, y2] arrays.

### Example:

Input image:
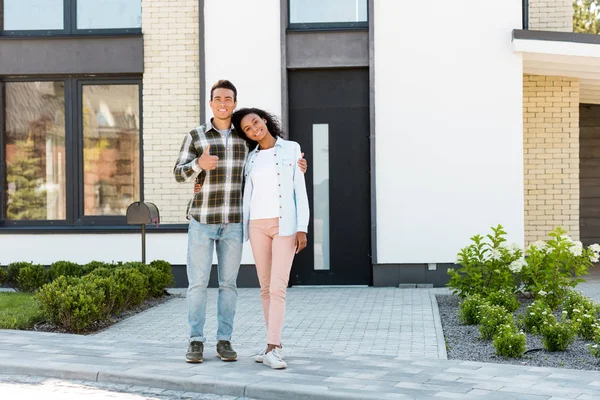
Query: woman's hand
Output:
[[298, 152, 307, 174], [295, 232, 307, 254], [194, 183, 202, 194]]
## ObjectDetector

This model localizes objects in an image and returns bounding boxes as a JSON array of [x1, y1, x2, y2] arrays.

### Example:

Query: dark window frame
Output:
[[0, 75, 143, 228], [287, 0, 369, 31], [0, 0, 142, 37]]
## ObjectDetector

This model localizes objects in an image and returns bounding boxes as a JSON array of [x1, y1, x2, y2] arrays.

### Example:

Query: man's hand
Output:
[[298, 152, 307, 174], [194, 183, 202, 194], [198, 144, 219, 170], [296, 232, 307, 254]]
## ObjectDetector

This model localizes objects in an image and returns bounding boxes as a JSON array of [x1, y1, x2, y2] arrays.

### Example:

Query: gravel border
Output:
[[436, 294, 600, 371]]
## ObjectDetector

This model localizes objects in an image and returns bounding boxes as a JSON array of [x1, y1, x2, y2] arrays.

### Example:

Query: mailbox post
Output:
[[126, 202, 160, 264]]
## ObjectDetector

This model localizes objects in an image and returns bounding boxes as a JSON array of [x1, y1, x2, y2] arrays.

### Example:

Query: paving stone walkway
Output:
[[2, 287, 600, 399], [93, 288, 446, 360]]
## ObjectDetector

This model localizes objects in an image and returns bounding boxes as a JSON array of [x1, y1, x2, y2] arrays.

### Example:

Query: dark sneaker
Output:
[[186, 341, 203, 363], [216, 340, 237, 361]]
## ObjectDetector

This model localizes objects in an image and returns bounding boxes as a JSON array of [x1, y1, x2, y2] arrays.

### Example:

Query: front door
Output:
[[288, 68, 371, 285]]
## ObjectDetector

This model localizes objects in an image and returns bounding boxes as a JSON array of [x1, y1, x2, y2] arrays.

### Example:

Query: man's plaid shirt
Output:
[[173, 120, 248, 224]]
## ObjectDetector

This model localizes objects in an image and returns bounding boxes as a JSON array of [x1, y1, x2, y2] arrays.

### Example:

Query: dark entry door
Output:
[[288, 69, 371, 285]]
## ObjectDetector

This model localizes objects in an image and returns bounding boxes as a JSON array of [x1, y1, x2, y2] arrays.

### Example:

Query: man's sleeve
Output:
[[173, 130, 202, 183]]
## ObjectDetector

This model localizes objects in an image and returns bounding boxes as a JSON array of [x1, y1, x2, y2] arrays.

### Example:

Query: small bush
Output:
[[518, 299, 552, 334], [562, 290, 596, 317], [588, 324, 600, 358], [149, 260, 172, 275], [84, 274, 126, 317], [487, 289, 520, 313], [540, 314, 578, 352], [478, 304, 514, 340], [17, 265, 48, 292], [36, 276, 104, 333], [113, 268, 148, 308], [448, 225, 522, 297], [493, 324, 526, 358], [48, 261, 81, 281], [81, 261, 112, 276], [7, 262, 33, 289], [139, 264, 174, 297], [0, 267, 7, 286], [458, 294, 489, 325], [88, 267, 113, 278]]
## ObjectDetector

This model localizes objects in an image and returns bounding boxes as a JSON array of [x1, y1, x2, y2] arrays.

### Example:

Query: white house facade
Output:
[[0, 0, 598, 287]]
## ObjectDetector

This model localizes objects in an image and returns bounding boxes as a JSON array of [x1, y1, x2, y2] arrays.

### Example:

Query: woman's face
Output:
[[240, 113, 269, 142]]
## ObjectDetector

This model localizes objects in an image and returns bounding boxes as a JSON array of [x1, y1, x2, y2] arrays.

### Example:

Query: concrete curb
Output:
[[429, 290, 448, 360], [0, 360, 386, 400]]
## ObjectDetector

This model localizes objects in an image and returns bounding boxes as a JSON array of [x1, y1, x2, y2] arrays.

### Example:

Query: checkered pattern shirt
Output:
[[173, 120, 248, 224]]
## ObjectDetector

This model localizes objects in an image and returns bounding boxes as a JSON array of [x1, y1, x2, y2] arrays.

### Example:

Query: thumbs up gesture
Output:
[[198, 144, 219, 170]]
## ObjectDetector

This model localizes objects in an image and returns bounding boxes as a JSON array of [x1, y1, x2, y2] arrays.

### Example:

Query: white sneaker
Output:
[[262, 347, 287, 369], [254, 346, 284, 363]]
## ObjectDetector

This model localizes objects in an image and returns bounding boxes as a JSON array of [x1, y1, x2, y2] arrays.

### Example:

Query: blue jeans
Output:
[[187, 218, 243, 343]]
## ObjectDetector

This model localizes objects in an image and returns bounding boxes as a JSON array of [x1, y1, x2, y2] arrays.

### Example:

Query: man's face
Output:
[[210, 88, 236, 120]]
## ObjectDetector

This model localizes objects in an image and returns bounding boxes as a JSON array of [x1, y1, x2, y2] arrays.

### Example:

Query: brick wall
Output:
[[142, 0, 200, 223], [528, 0, 573, 32], [523, 75, 580, 244]]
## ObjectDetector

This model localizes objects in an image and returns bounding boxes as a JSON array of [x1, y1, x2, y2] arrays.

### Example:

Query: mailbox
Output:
[[126, 202, 160, 264]]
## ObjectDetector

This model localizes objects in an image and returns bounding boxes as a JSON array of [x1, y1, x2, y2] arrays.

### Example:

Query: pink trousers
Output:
[[249, 218, 296, 346]]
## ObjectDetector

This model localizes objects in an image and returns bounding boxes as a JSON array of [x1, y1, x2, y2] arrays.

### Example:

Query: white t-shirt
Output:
[[249, 147, 280, 220]]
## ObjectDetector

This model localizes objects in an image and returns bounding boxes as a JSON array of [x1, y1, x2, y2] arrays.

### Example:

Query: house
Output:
[[0, 0, 597, 287]]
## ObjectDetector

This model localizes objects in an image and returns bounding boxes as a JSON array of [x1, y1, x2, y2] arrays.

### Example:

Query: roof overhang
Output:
[[513, 29, 600, 104]]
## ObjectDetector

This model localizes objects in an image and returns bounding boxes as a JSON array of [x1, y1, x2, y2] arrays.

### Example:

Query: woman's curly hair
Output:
[[231, 108, 283, 150]]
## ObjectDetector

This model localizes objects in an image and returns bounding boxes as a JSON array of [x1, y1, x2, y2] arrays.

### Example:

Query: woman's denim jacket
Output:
[[242, 137, 309, 242]]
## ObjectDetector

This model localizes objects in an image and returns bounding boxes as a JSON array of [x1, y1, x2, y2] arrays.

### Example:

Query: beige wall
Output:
[[142, 0, 200, 223], [528, 0, 573, 32], [523, 75, 580, 244]]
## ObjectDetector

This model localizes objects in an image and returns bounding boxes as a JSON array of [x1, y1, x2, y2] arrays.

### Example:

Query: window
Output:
[[0, 78, 142, 226], [3, 82, 66, 221], [81, 84, 140, 216], [289, 0, 368, 29], [77, 0, 141, 30], [0, 0, 141, 35]]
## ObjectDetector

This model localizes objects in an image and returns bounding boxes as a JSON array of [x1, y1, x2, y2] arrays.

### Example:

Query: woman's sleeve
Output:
[[294, 143, 310, 232]]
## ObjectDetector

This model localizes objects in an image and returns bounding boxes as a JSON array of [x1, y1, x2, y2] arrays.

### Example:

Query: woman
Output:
[[232, 107, 309, 369]]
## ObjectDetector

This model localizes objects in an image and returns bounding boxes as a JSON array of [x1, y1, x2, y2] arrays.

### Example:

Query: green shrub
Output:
[[561, 291, 598, 339], [88, 267, 113, 278], [7, 262, 33, 289], [447, 225, 523, 297], [149, 260, 172, 274], [588, 324, 600, 358], [518, 299, 552, 334], [562, 290, 596, 319], [35, 276, 104, 333], [0, 267, 6, 286], [83, 274, 126, 317], [478, 304, 514, 340], [540, 314, 578, 352], [521, 228, 598, 309], [48, 261, 82, 281], [458, 294, 488, 325], [120, 261, 145, 269], [139, 264, 174, 297], [493, 324, 526, 358], [113, 268, 148, 308], [17, 264, 48, 292], [487, 289, 520, 313], [81, 261, 112, 275]]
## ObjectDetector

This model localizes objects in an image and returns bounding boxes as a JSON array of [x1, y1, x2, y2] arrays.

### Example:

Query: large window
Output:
[[289, 0, 368, 29], [0, 78, 142, 226], [0, 0, 141, 35], [4, 82, 66, 221]]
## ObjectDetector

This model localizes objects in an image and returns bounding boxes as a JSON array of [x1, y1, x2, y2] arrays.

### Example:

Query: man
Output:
[[173, 80, 306, 363]]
